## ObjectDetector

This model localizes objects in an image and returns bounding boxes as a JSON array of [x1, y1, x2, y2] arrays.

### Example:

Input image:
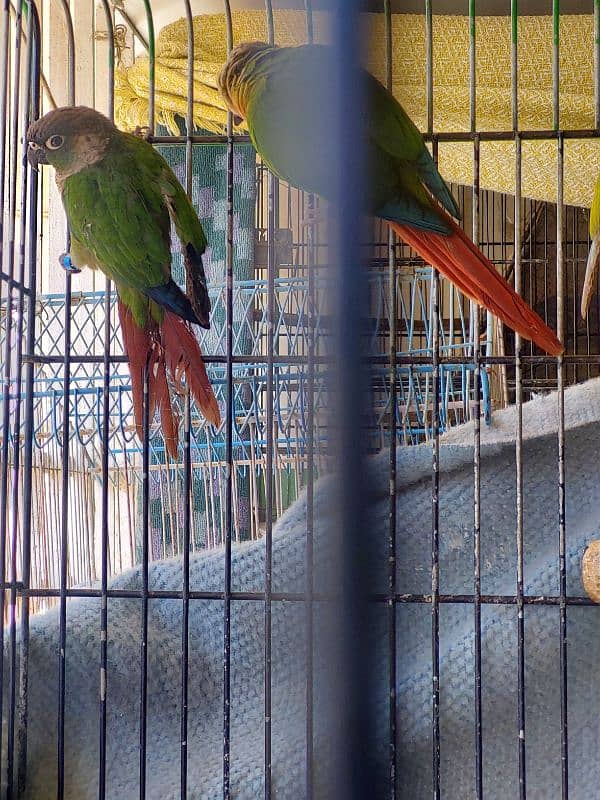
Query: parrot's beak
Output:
[[26, 143, 47, 170], [233, 114, 244, 127]]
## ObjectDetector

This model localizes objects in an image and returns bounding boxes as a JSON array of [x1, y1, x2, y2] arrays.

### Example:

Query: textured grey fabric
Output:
[[10, 378, 600, 798]]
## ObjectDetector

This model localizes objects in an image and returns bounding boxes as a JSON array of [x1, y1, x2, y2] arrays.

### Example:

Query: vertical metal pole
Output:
[[425, 0, 433, 136], [96, 4, 114, 798], [552, 4, 568, 794], [6, 4, 36, 795], [181, 388, 192, 800], [384, 2, 397, 798], [328, 4, 372, 799], [511, 2, 526, 795], [430, 233, 441, 800], [263, 4, 275, 798], [138, 353, 150, 800], [17, 5, 41, 794], [552, 0, 560, 131], [222, 4, 234, 797], [424, 2, 440, 795], [472, 135, 483, 800], [141, 1, 155, 134], [469, 3, 483, 797], [0, 0, 19, 792], [138, 5, 155, 797], [56, 4, 75, 798], [180, 4, 194, 797], [556, 132, 568, 800], [301, 1, 315, 797]]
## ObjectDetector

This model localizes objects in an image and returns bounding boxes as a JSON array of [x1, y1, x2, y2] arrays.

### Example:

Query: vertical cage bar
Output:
[[430, 255, 441, 800], [138, 5, 156, 796], [222, 4, 234, 797], [468, 3, 483, 795], [138, 364, 150, 800], [181, 390, 192, 800], [510, 2, 526, 794], [425, 8, 440, 787], [97, 3, 114, 797], [515, 140, 526, 800], [595, 0, 600, 128], [469, 0, 476, 133], [263, 4, 276, 798], [141, 0, 155, 133], [6, 10, 36, 794], [472, 133, 483, 800], [511, 0, 518, 132], [56, 4, 75, 797], [0, 0, 19, 791], [556, 134, 568, 800], [98, 287, 111, 800], [17, 5, 41, 793], [552, 0, 560, 130], [303, 1, 315, 796], [552, 5, 568, 795], [180, 5, 194, 796], [424, 0, 433, 135], [384, 2, 397, 798], [330, 3, 372, 795]]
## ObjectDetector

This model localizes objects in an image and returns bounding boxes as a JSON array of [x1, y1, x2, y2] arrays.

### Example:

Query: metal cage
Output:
[[0, 1, 597, 799]]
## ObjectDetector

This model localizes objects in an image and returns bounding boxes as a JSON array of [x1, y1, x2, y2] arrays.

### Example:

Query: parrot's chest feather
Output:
[[54, 133, 111, 190]]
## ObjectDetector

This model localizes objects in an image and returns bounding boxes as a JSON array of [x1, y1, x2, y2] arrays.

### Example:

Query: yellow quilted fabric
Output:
[[115, 10, 600, 208], [114, 11, 330, 135]]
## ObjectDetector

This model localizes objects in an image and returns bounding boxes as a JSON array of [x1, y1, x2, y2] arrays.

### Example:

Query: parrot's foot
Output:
[[59, 253, 82, 274]]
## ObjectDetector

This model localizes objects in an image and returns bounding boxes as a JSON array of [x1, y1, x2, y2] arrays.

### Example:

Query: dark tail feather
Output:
[[118, 300, 180, 459], [160, 311, 221, 428], [184, 243, 211, 328], [389, 212, 564, 357], [145, 278, 209, 328]]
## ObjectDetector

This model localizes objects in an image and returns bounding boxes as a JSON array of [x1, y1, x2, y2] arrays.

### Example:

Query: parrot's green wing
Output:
[[61, 138, 172, 290], [367, 77, 460, 221], [243, 45, 457, 232]]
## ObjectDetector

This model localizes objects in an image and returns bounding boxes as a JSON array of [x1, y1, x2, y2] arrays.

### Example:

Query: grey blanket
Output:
[[10, 378, 600, 798]]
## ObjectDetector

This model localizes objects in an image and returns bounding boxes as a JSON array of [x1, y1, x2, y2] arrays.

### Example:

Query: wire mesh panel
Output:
[[2, 1, 600, 800]]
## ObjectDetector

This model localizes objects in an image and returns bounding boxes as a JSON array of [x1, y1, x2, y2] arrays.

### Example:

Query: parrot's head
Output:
[[218, 41, 275, 125], [27, 106, 116, 177]]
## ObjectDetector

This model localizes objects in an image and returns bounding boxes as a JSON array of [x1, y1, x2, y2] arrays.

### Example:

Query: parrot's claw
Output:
[[59, 253, 82, 274]]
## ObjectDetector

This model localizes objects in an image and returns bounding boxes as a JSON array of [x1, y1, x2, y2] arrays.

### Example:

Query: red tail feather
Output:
[[118, 301, 219, 459], [160, 311, 221, 428], [389, 210, 564, 357]]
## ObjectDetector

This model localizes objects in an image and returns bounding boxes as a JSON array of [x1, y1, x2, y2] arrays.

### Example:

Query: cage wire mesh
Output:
[[1, 0, 599, 798]]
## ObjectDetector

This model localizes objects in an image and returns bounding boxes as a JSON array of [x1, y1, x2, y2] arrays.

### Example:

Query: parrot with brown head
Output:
[[27, 106, 220, 457]]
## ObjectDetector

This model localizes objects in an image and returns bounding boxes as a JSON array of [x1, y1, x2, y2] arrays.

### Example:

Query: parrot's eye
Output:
[[45, 134, 64, 150], [28, 141, 40, 150]]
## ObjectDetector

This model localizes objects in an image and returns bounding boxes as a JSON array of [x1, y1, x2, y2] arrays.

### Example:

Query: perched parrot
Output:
[[581, 176, 600, 318], [26, 106, 220, 458], [218, 42, 563, 356]]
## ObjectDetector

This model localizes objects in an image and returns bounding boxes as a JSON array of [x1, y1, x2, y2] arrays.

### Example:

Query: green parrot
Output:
[[27, 106, 220, 457], [581, 175, 600, 318], [218, 42, 563, 356]]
